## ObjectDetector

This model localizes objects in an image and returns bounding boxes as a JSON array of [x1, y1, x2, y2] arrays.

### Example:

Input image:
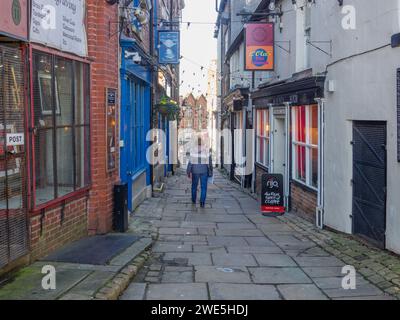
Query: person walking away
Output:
[[187, 137, 213, 208]]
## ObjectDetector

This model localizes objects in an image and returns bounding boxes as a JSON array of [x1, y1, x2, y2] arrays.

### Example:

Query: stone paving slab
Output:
[[302, 266, 344, 278], [253, 254, 297, 267], [245, 237, 276, 247], [227, 246, 283, 254], [153, 243, 193, 253], [195, 266, 252, 283], [158, 228, 197, 235], [146, 283, 208, 300], [293, 256, 344, 267], [211, 253, 258, 267], [323, 283, 385, 298], [209, 283, 281, 300], [250, 267, 312, 284], [208, 236, 248, 247], [161, 271, 194, 283], [277, 284, 328, 300], [313, 276, 369, 290], [61, 270, 115, 298], [193, 245, 227, 253], [216, 223, 257, 230], [215, 229, 264, 237], [163, 253, 212, 266]]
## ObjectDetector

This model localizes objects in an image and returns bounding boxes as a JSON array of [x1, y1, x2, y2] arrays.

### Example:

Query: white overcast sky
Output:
[[180, 0, 217, 97]]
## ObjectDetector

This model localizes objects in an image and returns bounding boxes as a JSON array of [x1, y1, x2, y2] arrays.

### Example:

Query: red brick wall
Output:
[[290, 182, 317, 222], [86, 1, 120, 234], [29, 197, 88, 260]]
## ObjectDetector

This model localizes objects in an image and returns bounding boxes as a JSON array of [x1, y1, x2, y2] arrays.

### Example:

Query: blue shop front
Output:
[[120, 38, 152, 212]]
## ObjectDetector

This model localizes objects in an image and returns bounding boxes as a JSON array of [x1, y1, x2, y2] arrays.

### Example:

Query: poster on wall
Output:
[[30, 0, 87, 57], [245, 22, 274, 71], [106, 88, 117, 172], [158, 31, 180, 64]]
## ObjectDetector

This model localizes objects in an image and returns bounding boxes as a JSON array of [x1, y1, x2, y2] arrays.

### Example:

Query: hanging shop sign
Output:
[[245, 22, 274, 71], [261, 174, 285, 216], [30, 0, 88, 57], [0, 0, 28, 40], [158, 31, 180, 64]]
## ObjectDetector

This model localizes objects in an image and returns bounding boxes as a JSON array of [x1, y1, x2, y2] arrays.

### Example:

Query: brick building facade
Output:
[[0, 0, 120, 275]]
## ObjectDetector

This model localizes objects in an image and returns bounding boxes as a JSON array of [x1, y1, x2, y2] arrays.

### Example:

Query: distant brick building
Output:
[[180, 93, 208, 132]]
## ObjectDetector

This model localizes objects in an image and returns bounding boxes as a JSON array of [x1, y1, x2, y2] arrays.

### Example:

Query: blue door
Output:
[[121, 77, 149, 211]]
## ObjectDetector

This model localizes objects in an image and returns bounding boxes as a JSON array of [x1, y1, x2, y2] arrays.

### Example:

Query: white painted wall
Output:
[[271, 0, 400, 253], [318, 0, 400, 253]]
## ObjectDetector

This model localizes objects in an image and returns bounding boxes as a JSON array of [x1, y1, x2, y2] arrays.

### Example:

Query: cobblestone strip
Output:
[[94, 248, 153, 300]]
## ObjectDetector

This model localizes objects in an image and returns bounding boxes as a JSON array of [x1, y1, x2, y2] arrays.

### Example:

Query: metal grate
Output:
[[0, 45, 28, 269]]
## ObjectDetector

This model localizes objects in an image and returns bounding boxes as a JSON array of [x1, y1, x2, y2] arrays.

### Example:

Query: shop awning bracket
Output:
[[306, 40, 332, 57], [275, 41, 291, 54]]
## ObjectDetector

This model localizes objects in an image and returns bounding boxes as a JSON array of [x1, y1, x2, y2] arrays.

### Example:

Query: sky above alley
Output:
[[180, 0, 218, 97]]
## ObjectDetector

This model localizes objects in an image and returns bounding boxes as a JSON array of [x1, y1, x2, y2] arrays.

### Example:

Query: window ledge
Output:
[[291, 179, 318, 194], [255, 162, 269, 172], [30, 187, 90, 217]]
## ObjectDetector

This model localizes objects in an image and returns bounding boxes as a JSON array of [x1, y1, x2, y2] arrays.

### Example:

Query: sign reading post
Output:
[[245, 22, 274, 71], [261, 174, 285, 216]]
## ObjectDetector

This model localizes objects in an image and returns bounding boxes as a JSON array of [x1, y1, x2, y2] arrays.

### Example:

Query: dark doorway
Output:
[[352, 121, 387, 248]]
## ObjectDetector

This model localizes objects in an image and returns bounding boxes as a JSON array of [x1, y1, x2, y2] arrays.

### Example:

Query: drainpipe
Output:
[[284, 102, 291, 211], [149, 1, 155, 191], [315, 98, 325, 229]]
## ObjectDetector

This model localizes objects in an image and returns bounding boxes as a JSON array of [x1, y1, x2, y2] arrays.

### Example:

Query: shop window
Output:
[[234, 111, 244, 167], [32, 51, 90, 206], [291, 105, 318, 189], [256, 109, 270, 168]]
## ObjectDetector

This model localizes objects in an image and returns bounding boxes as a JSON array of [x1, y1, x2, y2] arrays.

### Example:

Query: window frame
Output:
[[291, 104, 318, 190], [30, 49, 91, 211], [256, 108, 270, 169]]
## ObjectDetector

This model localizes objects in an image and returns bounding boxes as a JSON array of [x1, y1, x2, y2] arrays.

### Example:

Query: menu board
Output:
[[261, 174, 285, 215]]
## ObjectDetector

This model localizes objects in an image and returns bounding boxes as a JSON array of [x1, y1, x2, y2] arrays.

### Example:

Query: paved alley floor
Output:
[[120, 169, 395, 300]]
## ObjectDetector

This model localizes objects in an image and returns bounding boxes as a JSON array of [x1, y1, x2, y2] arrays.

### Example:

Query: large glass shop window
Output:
[[291, 105, 318, 189], [32, 52, 90, 206]]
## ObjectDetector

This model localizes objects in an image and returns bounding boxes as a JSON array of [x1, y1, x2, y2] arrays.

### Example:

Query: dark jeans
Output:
[[191, 173, 208, 204]]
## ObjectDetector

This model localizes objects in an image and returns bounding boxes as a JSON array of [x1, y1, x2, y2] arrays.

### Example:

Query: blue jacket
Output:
[[187, 153, 213, 176]]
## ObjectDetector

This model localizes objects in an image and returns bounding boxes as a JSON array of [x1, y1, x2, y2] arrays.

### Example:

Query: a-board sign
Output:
[[261, 174, 285, 215]]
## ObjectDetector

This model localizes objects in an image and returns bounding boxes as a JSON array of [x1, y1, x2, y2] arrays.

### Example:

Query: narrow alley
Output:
[[119, 169, 395, 300]]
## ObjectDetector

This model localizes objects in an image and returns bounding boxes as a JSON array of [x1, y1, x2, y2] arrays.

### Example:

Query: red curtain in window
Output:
[[296, 106, 306, 181], [259, 110, 264, 163]]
